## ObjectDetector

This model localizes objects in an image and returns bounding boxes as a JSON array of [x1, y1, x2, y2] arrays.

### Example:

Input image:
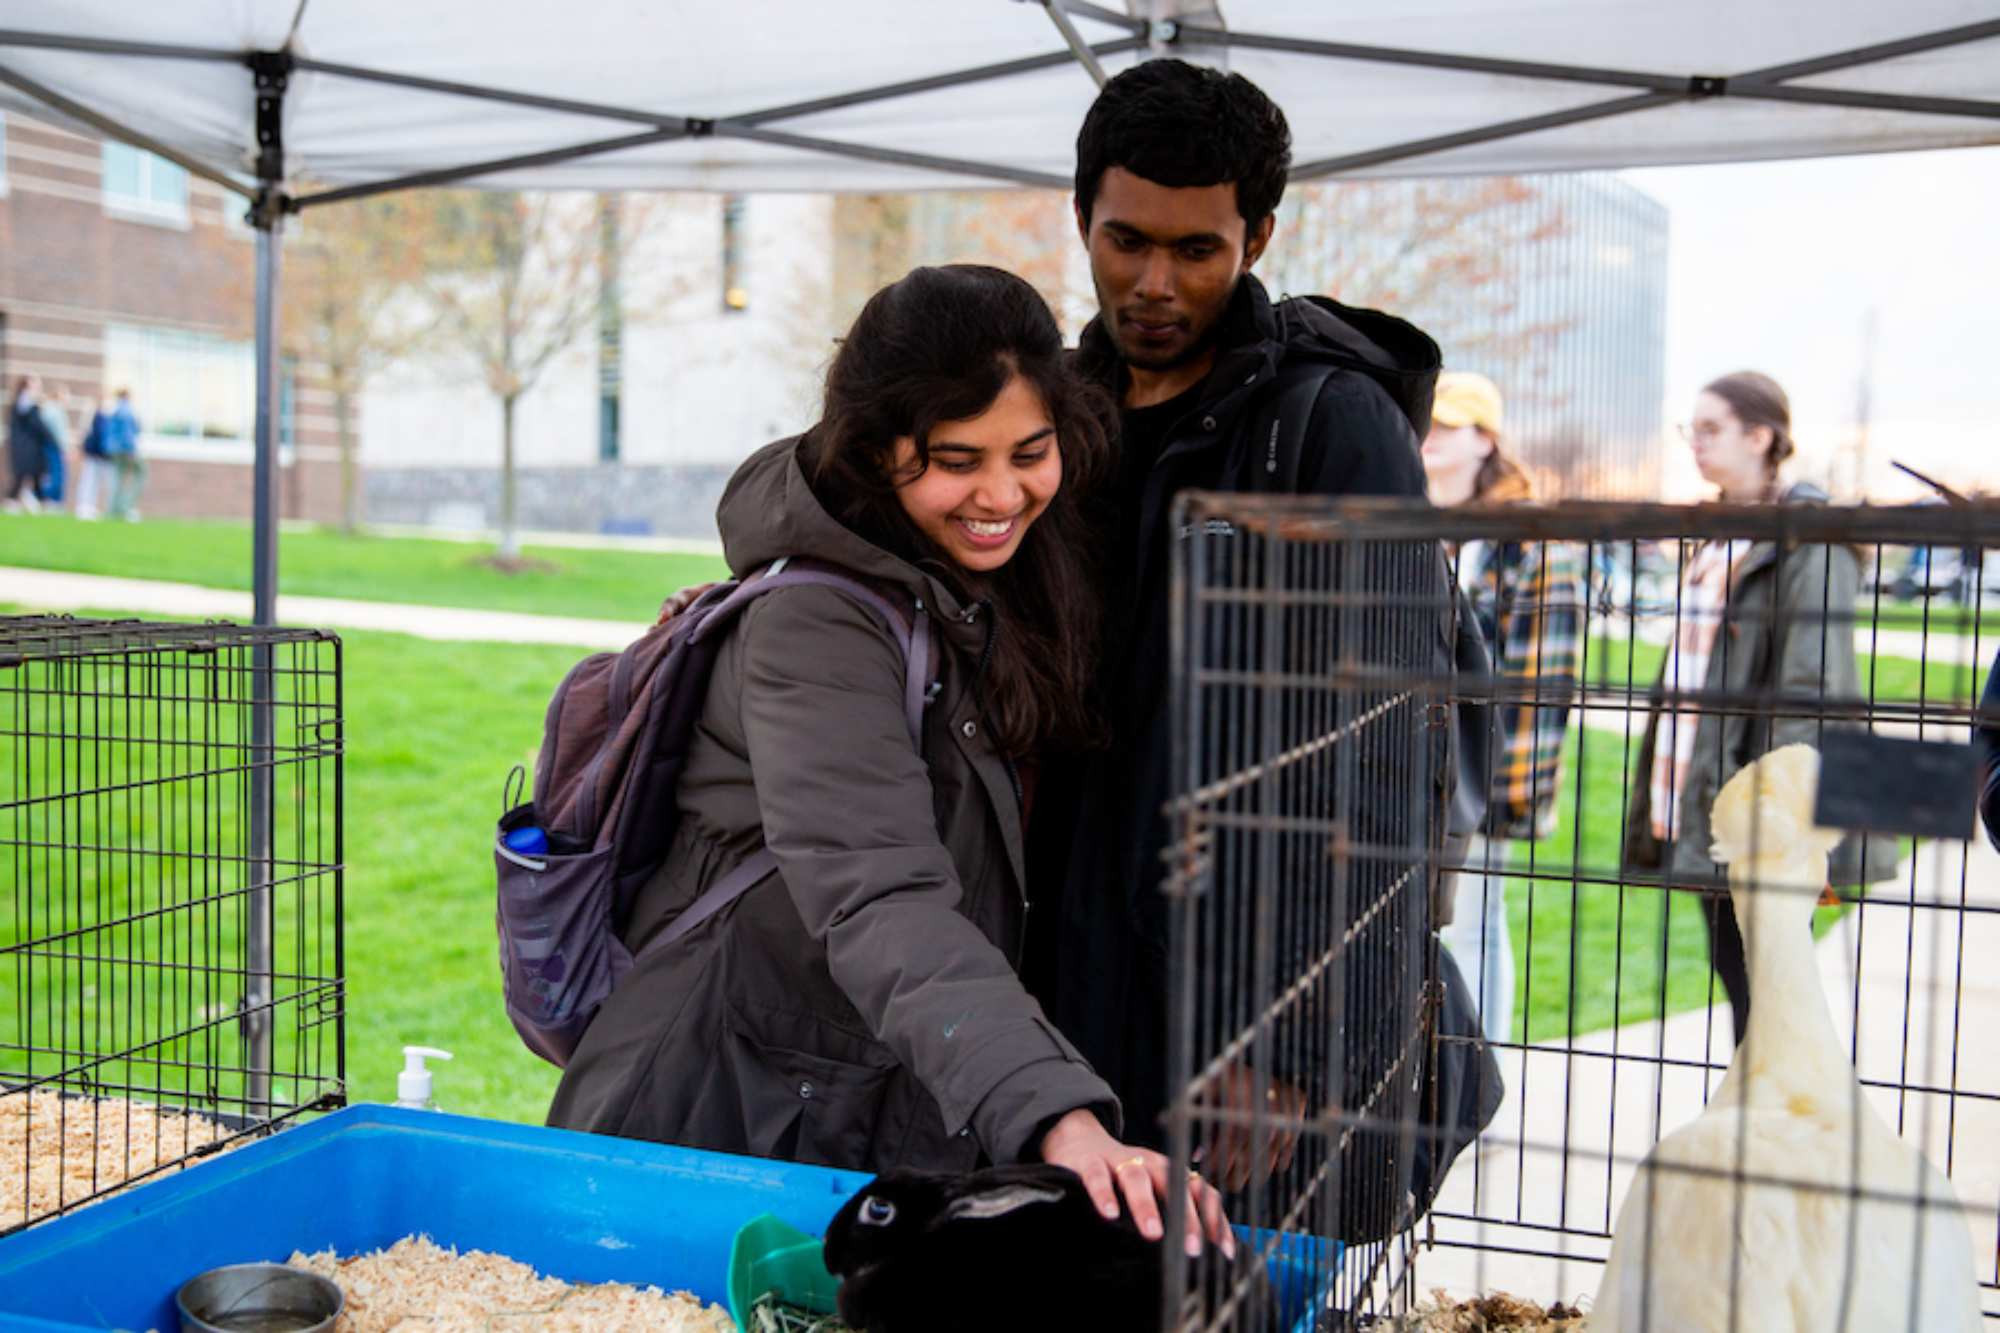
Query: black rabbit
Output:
[[822, 1163, 1278, 1332]]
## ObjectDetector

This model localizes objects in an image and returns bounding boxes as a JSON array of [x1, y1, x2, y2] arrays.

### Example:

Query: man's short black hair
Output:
[[1074, 58, 1292, 231]]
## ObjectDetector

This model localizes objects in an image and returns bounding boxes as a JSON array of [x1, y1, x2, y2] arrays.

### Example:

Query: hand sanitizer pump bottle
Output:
[[396, 1045, 454, 1110]]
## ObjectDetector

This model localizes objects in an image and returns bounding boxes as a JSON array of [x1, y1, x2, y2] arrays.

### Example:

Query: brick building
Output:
[[0, 110, 338, 522]]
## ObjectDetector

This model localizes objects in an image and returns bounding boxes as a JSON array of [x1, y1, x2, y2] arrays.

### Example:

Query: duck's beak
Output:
[[1817, 883, 1842, 907]]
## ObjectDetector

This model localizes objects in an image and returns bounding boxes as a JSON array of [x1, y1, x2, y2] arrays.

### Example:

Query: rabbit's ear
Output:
[[936, 1182, 1067, 1225]]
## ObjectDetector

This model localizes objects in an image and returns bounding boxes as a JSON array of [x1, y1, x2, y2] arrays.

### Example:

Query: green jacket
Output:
[[1628, 484, 1902, 888], [548, 436, 1115, 1171]]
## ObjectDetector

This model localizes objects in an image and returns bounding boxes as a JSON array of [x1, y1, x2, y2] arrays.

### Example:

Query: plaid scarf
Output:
[[1650, 539, 1751, 841], [1462, 539, 1586, 840]]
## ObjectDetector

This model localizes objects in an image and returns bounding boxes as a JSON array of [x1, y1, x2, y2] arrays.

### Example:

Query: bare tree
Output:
[[414, 191, 608, 564], [283, 197, 428, 533], [1276, 177, 1572, 385]]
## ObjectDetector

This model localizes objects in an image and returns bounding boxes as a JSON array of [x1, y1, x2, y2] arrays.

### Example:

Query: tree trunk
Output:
[[335, 384, 360, 535], [498, 391, 520, 561]]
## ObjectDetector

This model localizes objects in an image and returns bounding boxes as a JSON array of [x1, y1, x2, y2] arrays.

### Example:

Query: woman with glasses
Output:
[[1628, 371, 1898, 1044]]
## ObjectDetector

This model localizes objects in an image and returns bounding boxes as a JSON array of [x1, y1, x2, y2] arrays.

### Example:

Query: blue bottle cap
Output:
[[504, 825, 549, 855]]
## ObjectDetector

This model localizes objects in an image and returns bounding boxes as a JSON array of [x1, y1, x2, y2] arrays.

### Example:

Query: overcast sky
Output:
[[1621, 145, 2000, 497]]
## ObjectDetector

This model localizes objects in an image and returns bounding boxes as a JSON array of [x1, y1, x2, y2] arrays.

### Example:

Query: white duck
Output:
[[1590, 743, 1983, 1332]]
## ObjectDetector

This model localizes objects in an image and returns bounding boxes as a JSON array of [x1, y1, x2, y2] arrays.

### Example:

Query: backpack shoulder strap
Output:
[[645, 560, 933, 955], [715, 561, 932, 746], [1245, 360, 1340, 494]]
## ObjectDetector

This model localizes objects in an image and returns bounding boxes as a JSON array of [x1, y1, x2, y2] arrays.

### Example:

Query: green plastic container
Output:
[[726, 1213, 844, 1330]]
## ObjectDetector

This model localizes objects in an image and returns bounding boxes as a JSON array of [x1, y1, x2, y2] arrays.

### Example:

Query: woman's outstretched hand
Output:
[[1037, 1108, 1235, 1260]]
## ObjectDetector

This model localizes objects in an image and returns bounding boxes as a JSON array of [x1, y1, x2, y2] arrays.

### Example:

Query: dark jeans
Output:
[[7, 461, 43, 502], [1702, 890, 1753, 1046]]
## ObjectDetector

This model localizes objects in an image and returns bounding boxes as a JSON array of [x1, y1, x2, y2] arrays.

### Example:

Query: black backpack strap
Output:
[[1246, 360, 1339, 494]]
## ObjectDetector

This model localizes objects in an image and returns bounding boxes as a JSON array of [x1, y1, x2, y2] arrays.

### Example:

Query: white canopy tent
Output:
[[3, 1, 1996, 1106], [4, 1, 1997, 602]]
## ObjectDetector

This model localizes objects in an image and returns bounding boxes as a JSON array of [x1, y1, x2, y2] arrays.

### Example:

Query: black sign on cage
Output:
[[1, 617, 345, 1234], [1162, 495, 2000, 1332]]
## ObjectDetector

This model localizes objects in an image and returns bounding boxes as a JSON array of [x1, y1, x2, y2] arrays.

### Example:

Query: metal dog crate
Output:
[[1162, 496, 2000, 1329], [1, 616, 345, 1234]]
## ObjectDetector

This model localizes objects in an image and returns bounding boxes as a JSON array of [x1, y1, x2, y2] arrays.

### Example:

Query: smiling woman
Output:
[[547, 264, 1237, 1263], [889, 377, 1060, 574]]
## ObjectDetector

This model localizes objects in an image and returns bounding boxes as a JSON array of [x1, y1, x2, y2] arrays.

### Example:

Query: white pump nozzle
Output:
[[397, 1045, 453, 1108]]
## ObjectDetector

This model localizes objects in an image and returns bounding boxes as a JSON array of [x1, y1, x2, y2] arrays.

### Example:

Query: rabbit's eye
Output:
[[860, 1197, 898, 1227]]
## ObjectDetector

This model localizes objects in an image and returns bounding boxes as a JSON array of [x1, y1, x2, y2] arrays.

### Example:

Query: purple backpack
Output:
[[495, 558, 934, 1067]]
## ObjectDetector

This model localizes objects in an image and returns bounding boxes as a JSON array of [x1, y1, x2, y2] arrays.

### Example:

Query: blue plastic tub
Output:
[[0, 1104, 861, 1331], [0, 1104, 1338, 1331]]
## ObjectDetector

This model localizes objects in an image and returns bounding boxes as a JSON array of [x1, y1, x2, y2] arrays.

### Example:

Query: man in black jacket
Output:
[[1026, 59, 1451, 1238]]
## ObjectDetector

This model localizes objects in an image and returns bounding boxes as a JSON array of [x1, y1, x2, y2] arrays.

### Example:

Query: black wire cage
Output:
[[1162, 495, 2000, 1331], [1, 616, 345, 1234]]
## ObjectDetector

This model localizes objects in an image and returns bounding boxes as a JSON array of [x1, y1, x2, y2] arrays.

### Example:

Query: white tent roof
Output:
[[2, 1, 1997, 206]]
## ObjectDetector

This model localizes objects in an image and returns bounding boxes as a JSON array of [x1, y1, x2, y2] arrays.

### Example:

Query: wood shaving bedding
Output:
[[1372, 1289, 1587, 1330], [1, 1088, 235, 1228], [288, 1235, 738, 1332]]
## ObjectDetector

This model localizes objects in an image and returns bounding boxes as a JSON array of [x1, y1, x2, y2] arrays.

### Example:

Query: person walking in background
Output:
[[103, 388, 145, 521], [73, 396, 117, 519], [1627, 371, 1899, 1045], [35, 386, 72, 507], [1421, 372, 1585, 1048], [7, 374, 54, 511]]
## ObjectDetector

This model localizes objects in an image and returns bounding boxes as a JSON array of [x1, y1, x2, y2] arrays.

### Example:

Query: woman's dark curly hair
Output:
[[805, 264, 1113, 755]]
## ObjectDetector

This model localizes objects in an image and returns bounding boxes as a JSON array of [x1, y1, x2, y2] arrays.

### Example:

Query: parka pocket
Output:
[[720, 1014, 897, 1170]]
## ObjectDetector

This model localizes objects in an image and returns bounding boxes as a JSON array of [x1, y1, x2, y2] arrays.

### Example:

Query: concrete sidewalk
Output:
[[1, 566, 648, 649]]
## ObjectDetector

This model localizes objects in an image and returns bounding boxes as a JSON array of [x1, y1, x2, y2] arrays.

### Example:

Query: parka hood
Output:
[[717, 435, 981, 625], [1075, 274, 1441, 435]]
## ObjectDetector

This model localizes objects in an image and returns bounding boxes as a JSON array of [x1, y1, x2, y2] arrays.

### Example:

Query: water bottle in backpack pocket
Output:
[[491, 562, 935, 1068], [494, 766, 636, 1066]]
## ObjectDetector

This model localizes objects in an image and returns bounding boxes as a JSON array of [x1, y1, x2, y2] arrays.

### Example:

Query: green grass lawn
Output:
[[1494, 728, 1862, 1046], [1499, 729, 1724, 1045], [1579, 629, 1983, 710], [2, 608, 575, 1124], [0, 513, 728, 624], [1, 602, 1951, 1131]]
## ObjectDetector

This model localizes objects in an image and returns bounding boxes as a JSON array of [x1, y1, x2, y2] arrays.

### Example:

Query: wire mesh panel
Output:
[[1, 616, 344, 1234], [1164, 496, 2000, 1331]]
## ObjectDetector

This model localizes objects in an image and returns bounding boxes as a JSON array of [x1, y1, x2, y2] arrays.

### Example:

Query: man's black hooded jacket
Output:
[[1026, 274, 1452, 1231]]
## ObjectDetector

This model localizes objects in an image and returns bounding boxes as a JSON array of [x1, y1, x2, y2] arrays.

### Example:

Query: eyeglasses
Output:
[[1676, 421, 1727, 443]]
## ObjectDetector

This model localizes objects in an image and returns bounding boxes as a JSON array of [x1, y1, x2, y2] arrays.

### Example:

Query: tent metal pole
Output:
[[291, 127, 689, 210], [1731, 84, 2000, 121], [1049, 1, 1144, 34], [731, 37, 1145, 126], [0, 61, 254, 196], [1042, 1, 1110, 86], [292, 56, 689, 130], [1291, 89, 1685, 179], [245, 50, 292, 1122], [0, 30, 240, 61], [715, 123, 1069, 188], [1174, 26, 1687, 92], [1730, 17, 2000, 85]]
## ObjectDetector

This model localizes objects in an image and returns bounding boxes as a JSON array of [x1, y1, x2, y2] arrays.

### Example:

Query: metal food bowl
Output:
[[176, 1262, 344, 1333]]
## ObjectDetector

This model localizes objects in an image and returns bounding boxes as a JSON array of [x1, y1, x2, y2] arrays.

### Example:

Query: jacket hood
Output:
[[1075, 275, 1441, 433], [716, 435, 980, 623]]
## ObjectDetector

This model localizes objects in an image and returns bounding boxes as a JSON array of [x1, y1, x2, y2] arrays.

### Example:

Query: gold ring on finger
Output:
[[1119, 1156, 1147, 1172]]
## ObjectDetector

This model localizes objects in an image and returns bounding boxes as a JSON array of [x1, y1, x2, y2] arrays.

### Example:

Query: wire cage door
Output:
[[2, 617, 345, 1234], [1163, 494, 2000, 1331]]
